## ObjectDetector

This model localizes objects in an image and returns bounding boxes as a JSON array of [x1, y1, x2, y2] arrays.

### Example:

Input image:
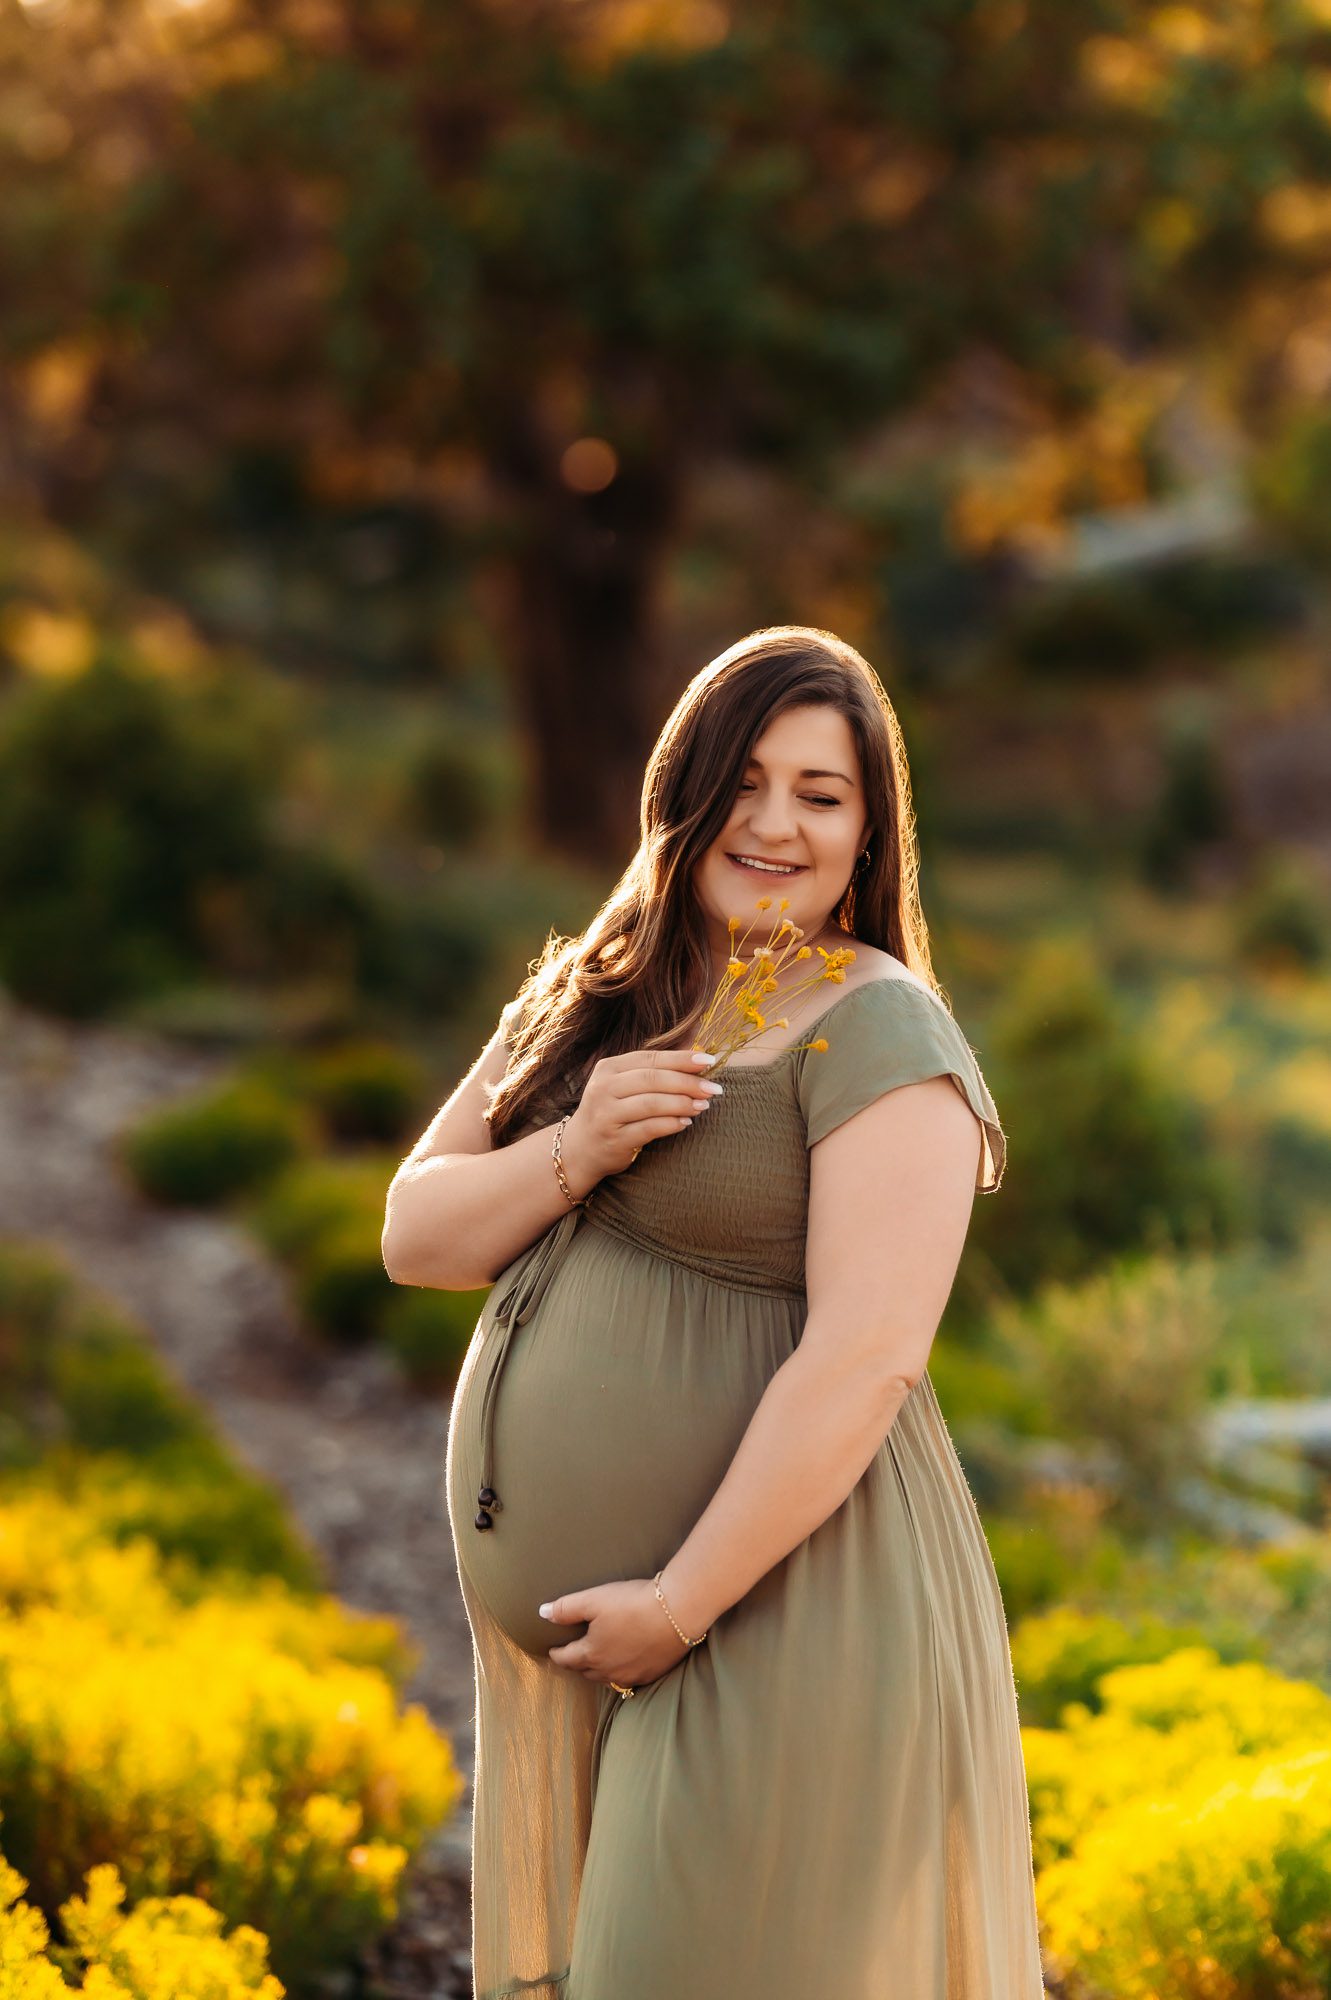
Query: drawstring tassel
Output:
[[472, 1204, 586, 1531]]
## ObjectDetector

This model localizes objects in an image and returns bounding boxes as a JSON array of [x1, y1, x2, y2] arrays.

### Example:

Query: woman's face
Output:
[[693, 702, 871, 968]]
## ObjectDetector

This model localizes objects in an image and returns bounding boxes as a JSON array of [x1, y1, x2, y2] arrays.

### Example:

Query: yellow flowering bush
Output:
[[0, 1490, 463, 1988], [1010, 1604, 1225, 1728], [1039, 1748, 1331, 1999], [1026, 1647, 1331, 1995], [0, 1835, 284, 1997], [1024, 1646, 1331, 1864]]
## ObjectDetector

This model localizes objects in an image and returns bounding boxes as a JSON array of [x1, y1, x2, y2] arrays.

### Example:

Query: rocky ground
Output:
[[0, 989, 477, 1999]]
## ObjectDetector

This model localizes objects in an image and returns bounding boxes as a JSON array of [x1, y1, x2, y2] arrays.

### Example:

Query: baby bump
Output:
[[447, 1229, 803, 1660]]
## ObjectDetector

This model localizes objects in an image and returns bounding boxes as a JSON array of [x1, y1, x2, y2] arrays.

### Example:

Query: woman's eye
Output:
[[735, 783, 838, 807]]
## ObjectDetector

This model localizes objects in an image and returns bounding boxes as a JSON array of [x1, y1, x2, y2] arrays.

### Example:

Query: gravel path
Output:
[[0, 989, 477, 1998]]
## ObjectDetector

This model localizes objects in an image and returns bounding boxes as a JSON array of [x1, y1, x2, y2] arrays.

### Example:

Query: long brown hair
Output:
[[485, 625, 945, 1146]]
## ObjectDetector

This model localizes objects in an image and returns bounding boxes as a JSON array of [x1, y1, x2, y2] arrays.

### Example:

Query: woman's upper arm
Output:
[[799, 1070, 985, 1395], [793, 981, 1007, 1385]]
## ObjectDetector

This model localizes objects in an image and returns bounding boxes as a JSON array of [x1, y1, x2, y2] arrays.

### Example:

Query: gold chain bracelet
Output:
[[653, 1569, 707, 1647], [552, 1115, 589, 1208]]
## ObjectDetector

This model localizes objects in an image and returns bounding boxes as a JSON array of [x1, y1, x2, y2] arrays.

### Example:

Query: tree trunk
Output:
[[487, 413, 684, 867]]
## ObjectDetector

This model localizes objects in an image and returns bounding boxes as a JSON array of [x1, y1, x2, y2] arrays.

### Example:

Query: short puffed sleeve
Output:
[[795, 977, 1007, 1193]]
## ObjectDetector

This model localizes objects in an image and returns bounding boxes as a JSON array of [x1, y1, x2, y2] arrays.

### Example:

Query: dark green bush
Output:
[[381, 1286, 486, 1390], [295, 1218, 395, 1344], [405, 729, 508, 848], [353, 884, 491, 1019], [1004, 575, 1162, 678], [246, 1154, 398, 1262], [1233, 852, 1331, 971], [1137, 698, 1234, 891], [1001, 555, 1306, 682], [977, 938, 1245, 1292], [0, 647, 487, 1024], [278, 1040, 425, 1143], [246, 1155, 411, 1349], [1250, 406, 1331, 568], [51, 1313, 206, 1458], [0, 651, 277, 1017], [120, 1078, 315, 1205], [983, 1513, 1131, 1627]]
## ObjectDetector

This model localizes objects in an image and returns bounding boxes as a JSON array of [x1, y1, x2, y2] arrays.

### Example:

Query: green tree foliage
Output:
[[7, 0, 1331, 854]]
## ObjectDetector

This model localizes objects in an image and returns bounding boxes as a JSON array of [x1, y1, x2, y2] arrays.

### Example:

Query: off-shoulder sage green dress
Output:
[[444, 973, 1044, 2000]]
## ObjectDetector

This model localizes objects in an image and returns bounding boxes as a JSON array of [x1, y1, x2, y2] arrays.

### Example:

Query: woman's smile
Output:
[[726, 853, 807, 877]]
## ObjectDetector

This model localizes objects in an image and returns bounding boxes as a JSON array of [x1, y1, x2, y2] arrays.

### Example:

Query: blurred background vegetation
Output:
[[3, 0, 1331, 1993]]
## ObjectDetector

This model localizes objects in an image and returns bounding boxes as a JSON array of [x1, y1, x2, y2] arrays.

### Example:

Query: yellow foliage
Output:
[[0, 1839, 284, 1998], [1027, 1648, 1331, 1995], [0, 1491, 462, 1952]]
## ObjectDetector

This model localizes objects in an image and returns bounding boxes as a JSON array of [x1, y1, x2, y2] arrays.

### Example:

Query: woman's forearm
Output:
[[382, 1120, 598, 1290], [656, 1337, 914, 1638]]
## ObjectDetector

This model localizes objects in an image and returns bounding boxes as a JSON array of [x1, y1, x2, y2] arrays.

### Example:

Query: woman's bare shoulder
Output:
[[837, 940, 936, 1001]]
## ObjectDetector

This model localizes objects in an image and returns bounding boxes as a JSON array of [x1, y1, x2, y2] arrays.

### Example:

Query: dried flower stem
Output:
[[691, 895, 856, 1070]]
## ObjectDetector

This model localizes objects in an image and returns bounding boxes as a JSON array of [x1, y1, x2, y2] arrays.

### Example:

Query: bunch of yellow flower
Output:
[[691, 894, 856, 1069], [0, 1830, 285, 1998], [1020, 1645, 1331, 1997], [0, 1489, 461, 1982]]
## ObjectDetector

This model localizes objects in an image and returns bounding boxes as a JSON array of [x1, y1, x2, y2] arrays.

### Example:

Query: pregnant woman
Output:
[[382, 625, 1044, 1999]]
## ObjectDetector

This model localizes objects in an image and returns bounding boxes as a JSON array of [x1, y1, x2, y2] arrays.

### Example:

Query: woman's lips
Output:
[[726, 853, 807, 878]]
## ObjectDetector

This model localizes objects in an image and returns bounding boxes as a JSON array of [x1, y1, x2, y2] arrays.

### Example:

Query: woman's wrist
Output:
[[655, 1558, 716, 1645], [552, 1112, 601, 1202]]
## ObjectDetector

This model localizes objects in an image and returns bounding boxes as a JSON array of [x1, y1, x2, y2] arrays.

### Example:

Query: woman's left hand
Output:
[[540, 1578, 694, 1689]]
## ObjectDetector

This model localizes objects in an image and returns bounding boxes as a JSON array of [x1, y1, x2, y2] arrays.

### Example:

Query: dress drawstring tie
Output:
[[473, 1202, 588, 1530]]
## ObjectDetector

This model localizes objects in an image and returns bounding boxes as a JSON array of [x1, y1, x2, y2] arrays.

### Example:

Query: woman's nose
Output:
[[746, 794, 799, 841]]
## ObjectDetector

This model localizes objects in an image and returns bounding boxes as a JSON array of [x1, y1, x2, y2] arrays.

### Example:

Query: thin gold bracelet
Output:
[[552, 1115, 589, 1208], [653, 1568, 707, 1646]]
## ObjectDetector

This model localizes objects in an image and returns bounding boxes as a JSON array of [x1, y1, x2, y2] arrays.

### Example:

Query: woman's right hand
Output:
[[560, 1049, 723, 1190]]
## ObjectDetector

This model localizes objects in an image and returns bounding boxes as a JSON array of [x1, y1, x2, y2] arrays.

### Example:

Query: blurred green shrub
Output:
[[1004, 574, 1162, 677], [0, 649, 489, 1024], [1138, 695, 1234, 890], [1232, 851, 1331, 971], [1000, 555, 1306, 681], [247, 1156, 401, 1349], [984, 1510, 1132, 1626], [247, 1155, 397, 1262], [296, 1218, 395, 1345], [0, 1240, 319, 1591], [992, 1248, 1227, 1529], [352, 883, 491, 1019], [978, 937, 1244, 1290], [250, 1039, 426, 1144], [1250, 404, 1331, 567], [0, 651, 274, 1017], [404, 727, 508, 848], [120, 1079, 316, 1206], [381, 1286, 487, 1391]]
